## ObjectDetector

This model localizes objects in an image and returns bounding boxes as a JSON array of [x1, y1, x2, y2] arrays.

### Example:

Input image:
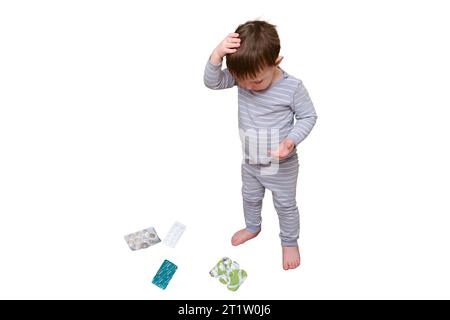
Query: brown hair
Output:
[[226, 20, 280, 80]]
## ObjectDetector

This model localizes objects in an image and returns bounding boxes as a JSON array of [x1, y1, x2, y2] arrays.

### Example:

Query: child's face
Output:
[[236, 66, 278, 91], [235, 57, 283, 92]]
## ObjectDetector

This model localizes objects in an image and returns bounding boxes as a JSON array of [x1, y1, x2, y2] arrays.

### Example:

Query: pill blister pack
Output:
[[163, 222, 186, 248], [210, 257, 247, 291], [124, 227, 161, 251], [152, 259, 178, 290]]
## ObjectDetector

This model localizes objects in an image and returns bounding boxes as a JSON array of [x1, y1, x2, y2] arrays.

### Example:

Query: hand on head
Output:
[[211, 33, 240, 64]]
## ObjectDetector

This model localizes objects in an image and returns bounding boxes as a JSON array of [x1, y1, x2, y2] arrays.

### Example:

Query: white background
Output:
[[1, 0, 449, 299]]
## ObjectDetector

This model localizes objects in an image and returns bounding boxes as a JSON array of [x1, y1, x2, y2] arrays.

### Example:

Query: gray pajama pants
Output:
[[242, 153, 300, 247]]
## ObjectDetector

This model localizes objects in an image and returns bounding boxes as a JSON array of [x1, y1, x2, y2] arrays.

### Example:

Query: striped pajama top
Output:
[[204, 60, 317, 164]]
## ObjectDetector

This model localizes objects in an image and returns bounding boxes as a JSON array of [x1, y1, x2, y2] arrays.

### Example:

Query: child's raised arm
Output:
[[210, 33, 241, 64], [203, 33, 240, 90]]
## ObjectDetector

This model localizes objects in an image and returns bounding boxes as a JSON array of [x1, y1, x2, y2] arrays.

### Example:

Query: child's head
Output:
[[226, 20, 282, 91]]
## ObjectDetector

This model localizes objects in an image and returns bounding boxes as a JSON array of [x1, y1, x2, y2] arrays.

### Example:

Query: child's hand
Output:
[[210, 33, 241, 64], [269, 138, 296, 161]]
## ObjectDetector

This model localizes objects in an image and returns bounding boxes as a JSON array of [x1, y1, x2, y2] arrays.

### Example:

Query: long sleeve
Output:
[[203, 59, 236, 90], [286, 81, 318, 146]]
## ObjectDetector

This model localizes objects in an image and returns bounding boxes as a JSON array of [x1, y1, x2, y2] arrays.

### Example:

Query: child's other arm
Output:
[[286, 81, 318, 146], [203, 33, 240, 90]]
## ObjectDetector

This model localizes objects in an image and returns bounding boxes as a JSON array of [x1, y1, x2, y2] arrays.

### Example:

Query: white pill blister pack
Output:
[[163, 222, 186, 248]]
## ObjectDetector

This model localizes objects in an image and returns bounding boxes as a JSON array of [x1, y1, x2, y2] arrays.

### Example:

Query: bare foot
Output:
[[231, 229, 260, 246], [282, 246, 301, 270]]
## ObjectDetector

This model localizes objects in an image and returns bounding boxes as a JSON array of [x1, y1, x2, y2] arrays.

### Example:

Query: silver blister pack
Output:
[[124, 227, 161, 250]]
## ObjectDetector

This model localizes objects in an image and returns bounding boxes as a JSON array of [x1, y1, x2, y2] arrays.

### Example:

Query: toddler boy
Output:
[[204, 21, 317, 270]]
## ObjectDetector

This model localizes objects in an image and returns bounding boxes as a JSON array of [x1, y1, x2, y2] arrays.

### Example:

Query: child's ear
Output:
[[275, 56, 284, 66]]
